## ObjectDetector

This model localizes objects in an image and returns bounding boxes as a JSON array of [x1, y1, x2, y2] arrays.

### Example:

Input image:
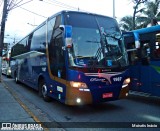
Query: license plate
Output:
[[103, 92, 113, 98]]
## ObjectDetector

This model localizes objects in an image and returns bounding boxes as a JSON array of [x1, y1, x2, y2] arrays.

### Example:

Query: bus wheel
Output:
[[38, 80, 51, 102]]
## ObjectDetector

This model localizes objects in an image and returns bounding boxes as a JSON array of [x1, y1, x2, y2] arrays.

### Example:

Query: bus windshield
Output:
[[64, 12, 128, 68]]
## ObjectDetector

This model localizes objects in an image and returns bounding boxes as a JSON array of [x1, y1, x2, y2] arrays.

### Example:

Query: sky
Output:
[[0, 0, 135, 45]]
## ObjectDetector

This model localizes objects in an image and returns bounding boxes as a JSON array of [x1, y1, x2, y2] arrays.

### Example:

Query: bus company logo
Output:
[[113, 77, 122, 82], [90, 78, 106, 82]]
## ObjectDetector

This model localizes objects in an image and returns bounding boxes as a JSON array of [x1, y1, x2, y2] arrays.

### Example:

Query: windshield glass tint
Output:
[[72, 27, 101, 57], [64, 12, 128, 68]]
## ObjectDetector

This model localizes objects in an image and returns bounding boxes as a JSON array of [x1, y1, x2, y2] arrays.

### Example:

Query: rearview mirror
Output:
[[59, 25, 64, 31], [64, 25, 72, 48]]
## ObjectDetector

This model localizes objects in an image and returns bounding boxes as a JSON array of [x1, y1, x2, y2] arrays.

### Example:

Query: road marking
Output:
[[2, 81, 49, 131]]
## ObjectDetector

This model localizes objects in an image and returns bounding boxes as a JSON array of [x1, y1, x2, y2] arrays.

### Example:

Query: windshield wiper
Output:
[[105, 33, 122, 41], [86, 40, 100, 43], [102, 32, 123, 67], [94, 16, 122, 68]]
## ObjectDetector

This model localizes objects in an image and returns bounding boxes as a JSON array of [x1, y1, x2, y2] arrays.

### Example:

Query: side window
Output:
[[28, 34, 33, 51], [11, 37, 29, 57], [141, 41, 150, 58], [31, 24, 46, 53], [154, 42, 160, 58], [48, 15, 66, 79], [21, 37, 29, 53], [153, 33, 160, 59], [127, 43, 139, 65], [140, 41, 150, 65], [48, 17, 56, 43]]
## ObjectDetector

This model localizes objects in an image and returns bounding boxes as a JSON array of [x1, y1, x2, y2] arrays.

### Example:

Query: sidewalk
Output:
[[0, 82, 35, 123]]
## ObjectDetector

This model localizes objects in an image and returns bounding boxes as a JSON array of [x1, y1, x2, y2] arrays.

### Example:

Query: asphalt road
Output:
[[2, 76, 160, 131]]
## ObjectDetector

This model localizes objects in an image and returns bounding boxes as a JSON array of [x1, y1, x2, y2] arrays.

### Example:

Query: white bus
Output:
[[2, 49, 11, 77]]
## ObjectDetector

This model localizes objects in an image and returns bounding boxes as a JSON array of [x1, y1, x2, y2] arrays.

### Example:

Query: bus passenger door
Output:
[[48, 15, 66, 80], [130, 33, 160, 97], [47, 15, 67, 102], [138, 41, 151, 93], [128, 41, 151, 93], [127, 43, 141, 91]]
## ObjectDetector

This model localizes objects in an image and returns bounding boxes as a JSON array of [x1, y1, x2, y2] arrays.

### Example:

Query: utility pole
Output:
[[0, 0, 8, 82], [113, 0, 115, 18]]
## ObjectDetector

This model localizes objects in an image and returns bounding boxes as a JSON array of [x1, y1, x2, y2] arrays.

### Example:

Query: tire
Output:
[[38, 79, 52, 102]]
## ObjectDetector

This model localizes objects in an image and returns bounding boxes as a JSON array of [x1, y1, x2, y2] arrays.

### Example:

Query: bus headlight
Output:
[[122, 78, 130, 88], [124, 78, 131, 84], [70, 81, 88, 88], [8, 69, 11, 73]]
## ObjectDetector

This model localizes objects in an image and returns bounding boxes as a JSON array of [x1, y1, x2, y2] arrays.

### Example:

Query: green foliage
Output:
[[119, 16, 134, 31], [120, 0, 160, 31]]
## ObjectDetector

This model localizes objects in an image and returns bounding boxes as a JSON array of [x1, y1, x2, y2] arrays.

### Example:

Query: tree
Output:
[[132, 0, 148, 29], [136, 0, 160, 26], [120, 0, 148, 31], [119, 16, 134, 31]]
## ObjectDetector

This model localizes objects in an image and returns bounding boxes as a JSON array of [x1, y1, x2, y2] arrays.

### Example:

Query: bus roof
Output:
[[12, 10, 116, 48], [133, 25, 160, 34], [123, 25, 160, 36]]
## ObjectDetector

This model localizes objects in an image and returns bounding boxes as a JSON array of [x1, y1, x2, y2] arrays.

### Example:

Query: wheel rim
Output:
[[42, 84, 47, 97]]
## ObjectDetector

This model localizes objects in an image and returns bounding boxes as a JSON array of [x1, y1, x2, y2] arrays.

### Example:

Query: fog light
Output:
[[76, 98, 81, 103], [126, 93, 129, 96]]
